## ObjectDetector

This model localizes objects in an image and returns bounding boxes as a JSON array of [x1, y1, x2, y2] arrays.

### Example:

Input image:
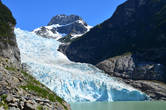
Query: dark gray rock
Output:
[[97, 53, 135, 74], [56, 21, 88, 35], [123, 79, 166, 100], [23, 102, 36, 110], [58, 43, 70, 54], [97, 53, 166, 82], [6, 94, 14, 103], [0, 38, 20, 68], [34, 26, 49, 38], [48, 14, 83, 25], [9, 107, 20, 110], [8, 102, 18, 108]]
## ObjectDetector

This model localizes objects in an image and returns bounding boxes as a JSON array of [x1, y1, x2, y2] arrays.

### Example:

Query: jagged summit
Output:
[[48, 14, 85, 25], [33, 14, 92, 41]]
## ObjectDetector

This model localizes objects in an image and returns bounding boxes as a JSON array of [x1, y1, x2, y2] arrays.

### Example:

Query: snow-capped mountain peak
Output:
[[33, 14, 92, 41]]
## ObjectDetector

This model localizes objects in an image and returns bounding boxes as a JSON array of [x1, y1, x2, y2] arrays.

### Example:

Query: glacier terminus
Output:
[[15, 28, 148, 102]]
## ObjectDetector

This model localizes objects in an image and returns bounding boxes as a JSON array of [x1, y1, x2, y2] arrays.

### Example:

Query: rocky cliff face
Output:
[[60, 0, 166, 80], [59, 0, 166, 100], [97, 53, 166, 82], [61, 0, 166, 65], [33, 14, 92, 42], [0, 1, 20, 68], [0, 1, 70, 110]]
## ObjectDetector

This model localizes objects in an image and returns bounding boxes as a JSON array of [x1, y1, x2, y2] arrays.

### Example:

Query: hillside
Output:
[[59, 0, 166, 100], [0, 1, 70, 110], [61, 0, 166, 65]]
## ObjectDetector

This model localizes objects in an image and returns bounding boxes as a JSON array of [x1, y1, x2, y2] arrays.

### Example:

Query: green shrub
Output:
[[37, 105, 43, 110], [5, 67, 17, 71], [0, 94, 8, 110]]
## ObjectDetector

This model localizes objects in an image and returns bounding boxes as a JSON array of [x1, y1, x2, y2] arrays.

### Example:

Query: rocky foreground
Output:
[[0, 57, 70, 110]]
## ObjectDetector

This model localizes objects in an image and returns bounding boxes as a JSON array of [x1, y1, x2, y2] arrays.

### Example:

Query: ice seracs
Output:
[[15, 28, 149, 102]]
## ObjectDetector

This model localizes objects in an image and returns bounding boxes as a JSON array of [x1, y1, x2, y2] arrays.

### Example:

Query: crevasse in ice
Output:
[[15, 28, 148, 102]]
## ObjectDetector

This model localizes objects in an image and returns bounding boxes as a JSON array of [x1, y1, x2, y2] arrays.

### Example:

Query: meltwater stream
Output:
[[15, 28, 148, 102]]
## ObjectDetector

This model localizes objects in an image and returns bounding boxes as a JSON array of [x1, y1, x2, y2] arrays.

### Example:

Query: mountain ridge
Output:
[[59, 0, 166, 100], [33, 14, 92, 41], [60, 0, 166, 65]]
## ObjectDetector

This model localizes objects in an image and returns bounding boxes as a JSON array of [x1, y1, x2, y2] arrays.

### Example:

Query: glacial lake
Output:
[[70, 101, 166, 110]]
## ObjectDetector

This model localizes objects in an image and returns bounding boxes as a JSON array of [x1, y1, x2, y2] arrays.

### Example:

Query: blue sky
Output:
[[3, 0, 126, 31]]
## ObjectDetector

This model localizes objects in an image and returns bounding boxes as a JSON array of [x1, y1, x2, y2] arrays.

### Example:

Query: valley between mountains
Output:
[[0, 0, 166, 110]]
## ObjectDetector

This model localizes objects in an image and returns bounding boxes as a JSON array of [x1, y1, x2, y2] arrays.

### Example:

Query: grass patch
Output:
[[5, 67, 17, 72], [56, 96, 63, 104], [20, 70, 65, 106], [21, 70, 41, 85], [21, 83, 56, 102], [0, 94, 8, 110], [37, 105, 43, 110], [0, 94, 7, 101]]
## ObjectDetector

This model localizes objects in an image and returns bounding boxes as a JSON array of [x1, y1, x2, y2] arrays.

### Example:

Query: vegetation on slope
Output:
[[4, 66, 67, 109], [0, 1, 16, 37]]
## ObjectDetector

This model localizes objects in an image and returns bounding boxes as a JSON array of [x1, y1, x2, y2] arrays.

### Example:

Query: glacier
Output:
[[15, 28, 148, 102]]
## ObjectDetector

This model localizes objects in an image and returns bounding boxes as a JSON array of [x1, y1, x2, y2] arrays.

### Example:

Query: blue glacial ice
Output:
[[15, 28, 148, 102]]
